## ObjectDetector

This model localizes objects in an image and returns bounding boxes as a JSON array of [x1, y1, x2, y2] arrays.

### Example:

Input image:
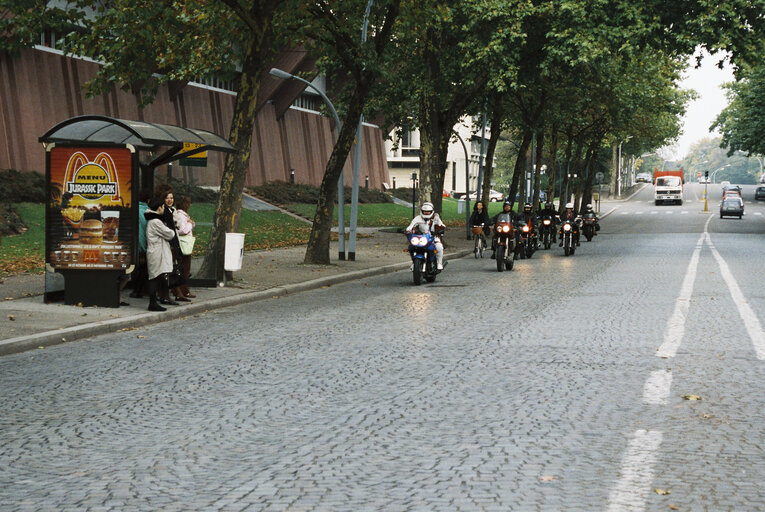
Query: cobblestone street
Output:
[[2, 185, 765, 511]]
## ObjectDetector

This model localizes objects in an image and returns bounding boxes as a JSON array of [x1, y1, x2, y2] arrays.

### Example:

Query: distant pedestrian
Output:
[[129, 188, 152, 298], [144, 195, 177, 311], [173, 195, 195, 300]]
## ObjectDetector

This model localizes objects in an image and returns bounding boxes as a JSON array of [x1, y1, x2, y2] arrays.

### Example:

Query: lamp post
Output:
[[754, 155, 764, 181], [347, 0, 375, 261], [452, 130, 472, 239], [268, 67, 346, 260]]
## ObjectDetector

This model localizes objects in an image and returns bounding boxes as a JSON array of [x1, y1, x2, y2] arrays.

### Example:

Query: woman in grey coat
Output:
[[144, 196, 178, 311]]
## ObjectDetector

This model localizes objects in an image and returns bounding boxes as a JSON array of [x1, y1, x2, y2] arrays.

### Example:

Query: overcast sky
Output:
[[661, 49, 735, 160]]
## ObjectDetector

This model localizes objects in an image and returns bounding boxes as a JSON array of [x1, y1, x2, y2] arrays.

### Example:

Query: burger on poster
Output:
[[79, 219, 103, 245]]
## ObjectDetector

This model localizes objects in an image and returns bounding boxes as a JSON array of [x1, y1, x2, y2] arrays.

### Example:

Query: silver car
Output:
[[720, 197, 744, 219]]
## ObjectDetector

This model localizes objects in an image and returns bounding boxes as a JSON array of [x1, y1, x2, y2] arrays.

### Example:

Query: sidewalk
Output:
[[0, 229, 474, 356]]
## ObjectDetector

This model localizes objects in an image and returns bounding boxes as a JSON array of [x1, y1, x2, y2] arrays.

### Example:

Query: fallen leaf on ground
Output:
[[682, 395, 702, 401], [539, 475, 555, 482], [669, 505, 679, 510], [136, 335, 146, 339], [81, 313, 87, 316], [7, 315, 15, 321], [654, 488, 671, 495]]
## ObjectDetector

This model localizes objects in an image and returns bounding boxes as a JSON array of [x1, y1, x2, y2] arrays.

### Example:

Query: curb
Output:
[[0, 249, 473, 357]]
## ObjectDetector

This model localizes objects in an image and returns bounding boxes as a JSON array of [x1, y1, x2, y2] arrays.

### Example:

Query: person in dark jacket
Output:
[[469, 201, 491, 236]]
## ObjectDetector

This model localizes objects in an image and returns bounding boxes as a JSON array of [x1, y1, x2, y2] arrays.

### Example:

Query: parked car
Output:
[[514, 191, 548, 202], [699, 176, 710, 184], [720, 197, 744, 218], [466, 189, 504, 202], [636, 172, 652, 183], [755, 186, 765, 200], [720, 180, 731, 188]]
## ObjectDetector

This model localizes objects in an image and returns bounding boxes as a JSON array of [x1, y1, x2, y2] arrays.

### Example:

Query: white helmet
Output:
[[565, 202, 574, 209], [421, 202, 434, 220], [586, 203, 593, 210]]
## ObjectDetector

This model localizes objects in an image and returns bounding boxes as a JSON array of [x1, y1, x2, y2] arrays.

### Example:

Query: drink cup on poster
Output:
[[119, 252, 127, 264], [71, 251, 80, 262], [104, 252, 111, 264], [63, 251, 71, 262], [101, 211, 119, 243]]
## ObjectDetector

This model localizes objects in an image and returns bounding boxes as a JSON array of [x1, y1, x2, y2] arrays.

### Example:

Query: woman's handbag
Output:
[[166, 263, 186, 288], [178, 233, 195, 256]]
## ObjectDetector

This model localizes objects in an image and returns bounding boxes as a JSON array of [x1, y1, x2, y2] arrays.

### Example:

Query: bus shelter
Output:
[[39, 115, 236, 307]]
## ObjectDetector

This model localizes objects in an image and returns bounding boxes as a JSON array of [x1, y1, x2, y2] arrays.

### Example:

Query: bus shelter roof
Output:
[[39, 115, 235, 166]]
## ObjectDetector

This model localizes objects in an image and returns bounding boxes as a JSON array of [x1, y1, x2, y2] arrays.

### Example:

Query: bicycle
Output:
[[471, 225, 487, 258]]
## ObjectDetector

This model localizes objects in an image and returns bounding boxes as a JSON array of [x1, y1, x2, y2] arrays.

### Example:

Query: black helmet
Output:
[[503, 201, 512, 209], [545, 201, 553, 209], [523, 202, 532, 212]]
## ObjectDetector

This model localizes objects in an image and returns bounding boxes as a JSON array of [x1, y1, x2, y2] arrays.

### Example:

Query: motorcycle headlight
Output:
[[418, 237, 429, 246], [543, 219, 550, 225], [410, 236, 420, 245], [502, 225, 510, 233], [522, 225, 529, 232], [563, 224, 571, 231]]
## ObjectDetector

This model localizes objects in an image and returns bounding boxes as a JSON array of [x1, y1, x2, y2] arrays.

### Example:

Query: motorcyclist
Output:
[[406, 202, 446, 270], [516, 202, 540, 248], [558, 202, 581, 246], [537, 201, 558, 236], [490, 201, 515, 258], [582, 203, 600, 233], [469, 201, 491, 236]]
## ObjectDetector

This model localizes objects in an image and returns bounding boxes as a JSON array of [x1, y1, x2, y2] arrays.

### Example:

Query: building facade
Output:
[[0, 43, 390, 190], [384, 116, 494, 196]]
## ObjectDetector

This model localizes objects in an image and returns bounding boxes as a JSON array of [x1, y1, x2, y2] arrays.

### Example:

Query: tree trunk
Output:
[[558, 129, 573, 213], [507, 130, 532, 211], [197, 18, 271, 281], [303, 90, 366, 264], [418, 103, 453, 215], [609, 143, 618, 197], [547, 125, 558, 205], [481, 103, 504, 204], [532, 129, 544, 210]]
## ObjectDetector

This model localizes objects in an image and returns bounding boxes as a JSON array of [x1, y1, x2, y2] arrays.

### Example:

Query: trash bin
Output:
[[457, 199, 465, 214], [224, 233, 245, 271]]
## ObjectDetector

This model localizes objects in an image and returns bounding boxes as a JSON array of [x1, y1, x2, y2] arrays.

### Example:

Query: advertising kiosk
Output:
[[40, 116, 236, 306]]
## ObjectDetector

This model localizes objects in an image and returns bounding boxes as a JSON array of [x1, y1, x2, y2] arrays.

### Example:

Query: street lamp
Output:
[[451, 130, 472, 239], [269, 67, 346, 260]]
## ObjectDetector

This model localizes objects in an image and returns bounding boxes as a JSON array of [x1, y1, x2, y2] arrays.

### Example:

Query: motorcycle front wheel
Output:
[[413, 260, 423, 285], [496, 245, 505, 272], [564, 237, 571, 256], [584, 226, 593, 241], [425, 259, 437, 282]]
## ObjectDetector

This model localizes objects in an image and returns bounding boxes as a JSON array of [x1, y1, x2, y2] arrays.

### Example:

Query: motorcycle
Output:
[[539, 215, 555, 249], [493, 213, 515, 272], [406, 224, 440, 285], [560, 219, 576, 256], [582, 213, 598, 241], [516, 219, 536, 259]]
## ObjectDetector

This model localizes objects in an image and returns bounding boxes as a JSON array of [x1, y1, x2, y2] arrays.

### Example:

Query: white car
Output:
[[699, 176, 710, 184], [465, 189, 505, 202], [720, 180, 731, 187]]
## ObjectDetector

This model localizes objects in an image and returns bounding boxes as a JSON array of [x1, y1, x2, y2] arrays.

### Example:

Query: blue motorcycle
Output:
[[406, 226, 439, 285]]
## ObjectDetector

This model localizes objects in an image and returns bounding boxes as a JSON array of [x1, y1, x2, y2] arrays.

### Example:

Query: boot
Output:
[[148, 294, 166, 312]]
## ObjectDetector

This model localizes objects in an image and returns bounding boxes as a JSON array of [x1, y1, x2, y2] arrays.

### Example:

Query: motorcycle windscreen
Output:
[[496, 213, 513, 223]]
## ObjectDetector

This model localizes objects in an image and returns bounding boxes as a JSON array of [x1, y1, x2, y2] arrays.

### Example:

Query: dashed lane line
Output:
[[606, 430, 664, 512], [705, 233, 765, 360], [656, 215, 712, 358]]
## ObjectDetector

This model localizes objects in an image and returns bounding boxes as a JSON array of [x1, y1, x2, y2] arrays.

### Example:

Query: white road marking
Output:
[[756, 212, 762, 216], [650, 211, 658, 215], [621, 211, 629, 215], [606, 430, 663, 512], [643, 370, 672, 404], [681, 211, 689, 214], [635, 212, 643, 215], [656, 215, 712, 358], [705, 233, 765, 360], [665, 211, 673, 215]]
